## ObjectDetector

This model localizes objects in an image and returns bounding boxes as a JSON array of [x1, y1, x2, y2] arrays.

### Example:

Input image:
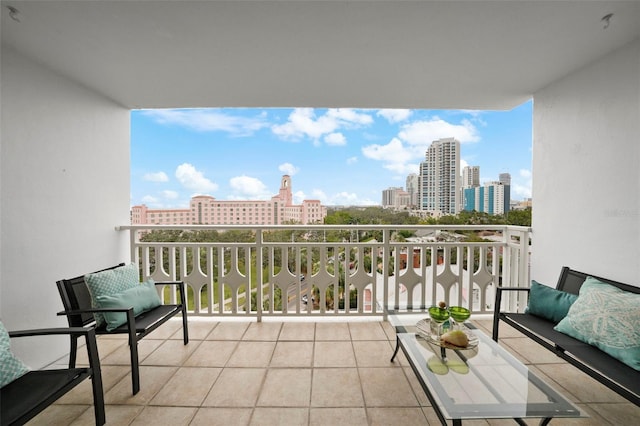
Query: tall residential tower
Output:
[[419, 137, 461, 215]]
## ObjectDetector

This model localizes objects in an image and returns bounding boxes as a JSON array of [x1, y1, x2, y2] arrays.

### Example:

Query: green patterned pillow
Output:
[[97, 279, 162, 331], [554, 277, 640, 371], [0, 321, 30, 388], [85, 263, 139, 327]]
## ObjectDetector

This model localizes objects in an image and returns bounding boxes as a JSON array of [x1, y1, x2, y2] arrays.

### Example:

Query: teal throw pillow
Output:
[[85, 263, 139, 327], [0, 321, 30, 388], [526, 280, 578, 323], [97, 279, 162, 332], [554, 277, 640, 371]]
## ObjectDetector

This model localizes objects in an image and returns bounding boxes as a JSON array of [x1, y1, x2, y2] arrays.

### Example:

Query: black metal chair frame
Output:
[[56, 263, 189, 395], [0, 327, 105, 426]]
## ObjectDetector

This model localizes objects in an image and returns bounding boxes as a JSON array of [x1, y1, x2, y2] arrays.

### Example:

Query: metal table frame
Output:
[[387, 309, 583, 426]]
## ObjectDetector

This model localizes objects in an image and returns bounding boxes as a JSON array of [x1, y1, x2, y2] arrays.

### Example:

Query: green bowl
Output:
[[428, 306, 450, 323], [449, 306, 471, 322]]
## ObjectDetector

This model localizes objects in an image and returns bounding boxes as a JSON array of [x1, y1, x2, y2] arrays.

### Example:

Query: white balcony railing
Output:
[[117, 225, 531, 320]]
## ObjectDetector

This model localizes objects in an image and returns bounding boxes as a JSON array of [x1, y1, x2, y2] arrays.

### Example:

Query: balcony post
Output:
[[256, 228, 263, 322]]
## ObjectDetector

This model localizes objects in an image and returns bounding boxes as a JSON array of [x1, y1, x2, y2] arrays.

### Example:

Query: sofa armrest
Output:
[[153, 280, 187, 307], [492, 286, 531, 341]]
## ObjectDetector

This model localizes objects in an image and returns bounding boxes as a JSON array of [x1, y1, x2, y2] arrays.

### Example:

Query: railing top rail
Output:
[[133, 240, 507, 247], [117, 224, 531, 232]]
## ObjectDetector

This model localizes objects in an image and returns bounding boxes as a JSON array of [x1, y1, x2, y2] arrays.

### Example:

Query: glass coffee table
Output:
[[387, 308, 583, 426]]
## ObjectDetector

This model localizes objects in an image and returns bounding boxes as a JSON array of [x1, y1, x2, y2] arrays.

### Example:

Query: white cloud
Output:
[[377, 109, 412, 123], [272, 108, 373, 143], [143, 108, 269, 136], [399, 118, 479, 145], [362, 138, 412, 163], [361, 137, 420, 174], [311, 189, 328, 202], [279, 162, 300, 176], [272, 108, 336, 140], [513, 168, 533, 199], [293, 190, 306, 204], [327, 108, 373, 125], [229, 175, 272, 199], [162, 190, 179, 199], [309, 188, 376, 206], [346, 156, 358, 165], [460, 159, 469, 173], [329, 192, 378, 206], [324, 132, 346, 146], [139, 194, 186, 209], [175, 163, 218, 194], [361, 116, 480, 179], [519, 169, 532, 179], [143, 171, 169, 182], [512, 184, 531, 199]]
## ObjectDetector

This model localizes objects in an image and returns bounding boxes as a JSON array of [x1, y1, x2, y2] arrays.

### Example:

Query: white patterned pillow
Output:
[[85, 263, 139, 327], [554, 277, 640, 371], [0, 321, 30, 388]]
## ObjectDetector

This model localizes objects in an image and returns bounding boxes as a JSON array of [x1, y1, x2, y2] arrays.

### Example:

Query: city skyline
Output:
[[131, 101, 533, 208]]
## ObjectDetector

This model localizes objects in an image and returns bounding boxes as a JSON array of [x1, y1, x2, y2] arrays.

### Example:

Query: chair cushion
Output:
[[0, 321, 30, 388], [525, 280, 578, 323], [104, 304, 181, 333], [97, 280, 162, 331], [555, 277, 640, 371], [1, 369, 88, 425], [85, 263, 139, 326]]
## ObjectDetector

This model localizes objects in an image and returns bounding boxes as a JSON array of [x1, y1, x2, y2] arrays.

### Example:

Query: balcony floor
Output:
[[31, 318, 639, 425]]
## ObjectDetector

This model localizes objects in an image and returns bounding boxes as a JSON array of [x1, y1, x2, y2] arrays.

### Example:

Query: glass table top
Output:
[[387, 309, 583, 422]]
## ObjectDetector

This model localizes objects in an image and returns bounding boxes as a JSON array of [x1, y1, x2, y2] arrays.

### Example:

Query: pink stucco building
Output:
[[131, 175, 327, 225]]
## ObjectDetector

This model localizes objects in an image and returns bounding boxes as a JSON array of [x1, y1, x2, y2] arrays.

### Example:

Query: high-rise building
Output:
[[463, 180, 510, 215], [131, 175, 326, 225], [499, 173, 511, 186], [461, 165, 480, 211], [419, 137, 461, 215], [382, 187, 402, 207], [382, 187, 410, 210], [498, 172, 511, 214], [405, 173, 419, 208], [462, 166, 480, 189]]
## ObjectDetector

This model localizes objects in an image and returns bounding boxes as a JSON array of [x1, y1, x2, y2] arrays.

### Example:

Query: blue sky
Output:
[[131, 101, 532, 208]]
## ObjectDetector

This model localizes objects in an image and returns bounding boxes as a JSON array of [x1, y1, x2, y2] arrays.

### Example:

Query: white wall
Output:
[[532, 39, 640, 287], [1, 47, 130, 367]]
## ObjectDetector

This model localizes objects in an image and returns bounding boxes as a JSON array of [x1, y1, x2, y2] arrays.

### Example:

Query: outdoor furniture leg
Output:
[[390, 336, 401, 362]]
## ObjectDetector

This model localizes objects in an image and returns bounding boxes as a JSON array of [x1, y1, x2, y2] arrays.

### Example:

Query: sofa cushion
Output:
[[84, 263, 139, 327], [97, 280, 162, 332], [0, 321, 30, 388], [526, 280, 578, 323], [554, 277, 640, 371]]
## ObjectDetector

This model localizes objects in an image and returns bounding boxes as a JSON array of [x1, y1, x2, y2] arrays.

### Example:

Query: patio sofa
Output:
[[492, 266, 639, 406]]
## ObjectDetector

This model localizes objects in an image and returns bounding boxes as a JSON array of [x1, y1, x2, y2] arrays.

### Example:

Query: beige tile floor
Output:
[[29, 318, 639, 425]]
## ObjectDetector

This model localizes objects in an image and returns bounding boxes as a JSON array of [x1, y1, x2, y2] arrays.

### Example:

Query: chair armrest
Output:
[[496, 287, 531, 293], [57, 307, 135, 316], [8, 327, 94, 339], [154, 280, 187, 306], [154, 281, 183, 286]]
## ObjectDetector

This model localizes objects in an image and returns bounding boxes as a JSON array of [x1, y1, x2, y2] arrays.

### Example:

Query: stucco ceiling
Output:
[[2, 1, 639, 110]]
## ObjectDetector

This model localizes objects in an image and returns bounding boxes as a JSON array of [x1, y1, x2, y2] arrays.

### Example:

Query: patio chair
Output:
[[1, 326, 105, 426], [56, 263, 189, 395]]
